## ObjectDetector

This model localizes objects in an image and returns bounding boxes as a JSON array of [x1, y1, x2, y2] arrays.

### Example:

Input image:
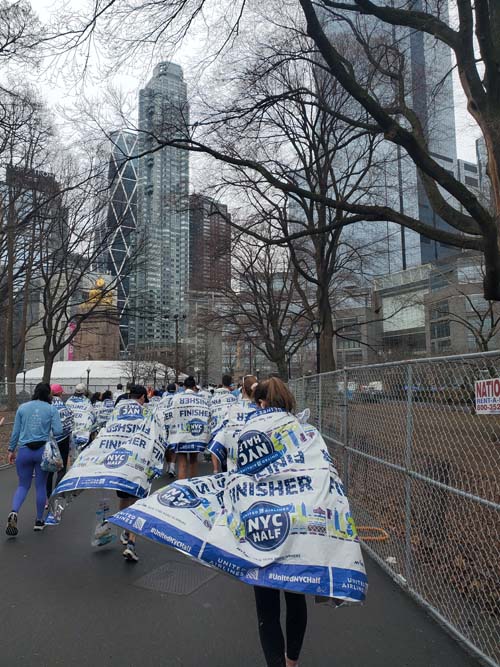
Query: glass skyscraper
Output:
[[104, 130, 138, 352], [318, 0, 458, 274], [130, 61, 190, 349]]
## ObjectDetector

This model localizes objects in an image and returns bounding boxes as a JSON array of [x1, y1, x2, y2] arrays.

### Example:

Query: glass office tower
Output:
[[104, 130, 138, 353]]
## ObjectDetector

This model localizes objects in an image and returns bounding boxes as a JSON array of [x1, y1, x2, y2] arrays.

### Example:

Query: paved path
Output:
[[0, 464, 480, 667]]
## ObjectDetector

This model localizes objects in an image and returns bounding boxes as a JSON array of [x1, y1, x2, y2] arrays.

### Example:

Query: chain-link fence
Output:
[[291, 351, 500, 667]]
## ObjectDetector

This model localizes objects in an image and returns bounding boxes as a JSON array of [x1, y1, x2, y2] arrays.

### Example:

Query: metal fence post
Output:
[[405, 364, 414, 583], [343, 368, 349, 493], [318, 373, 323, 431]]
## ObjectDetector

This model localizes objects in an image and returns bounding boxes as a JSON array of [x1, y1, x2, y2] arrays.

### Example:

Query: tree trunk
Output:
[[42, 353, 54, 384], [5, 194, 17, 410], [276, 354, 289, 381], [318, 286, 335, 373]]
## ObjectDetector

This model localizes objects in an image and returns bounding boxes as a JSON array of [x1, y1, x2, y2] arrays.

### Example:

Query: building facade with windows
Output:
[[189, 194, 231, 292], [319, 1, 459, 274], [130, 61, 190, 350], [424, 254, 500, 355], [330, 253, 500, 369]]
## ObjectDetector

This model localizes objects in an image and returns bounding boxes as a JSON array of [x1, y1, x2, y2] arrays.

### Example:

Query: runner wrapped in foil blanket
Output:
[[109, 407, 367, 602]]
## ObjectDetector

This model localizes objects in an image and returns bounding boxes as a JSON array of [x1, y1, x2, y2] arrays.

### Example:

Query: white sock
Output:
[[169, 463, 176, 473]]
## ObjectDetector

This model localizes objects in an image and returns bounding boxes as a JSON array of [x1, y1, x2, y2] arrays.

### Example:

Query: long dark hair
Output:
[[32, 382, 52, 404], [91, 392, 102, 405], [252, 378, 296, 413]]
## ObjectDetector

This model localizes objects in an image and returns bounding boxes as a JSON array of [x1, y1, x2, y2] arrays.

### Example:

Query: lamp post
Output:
[[86, 366, 91, 391], [255, 368, 260, 380], [22, 368, 26, 393], [153, 367, 157, 390], [195, 367, 201, 385], [312, 320, 321, 375], [287, 355, 292, 381], [171, 313, 186, 383]]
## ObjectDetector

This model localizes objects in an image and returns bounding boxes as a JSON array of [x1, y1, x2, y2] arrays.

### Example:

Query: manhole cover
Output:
[[134, 561, 218, 596]]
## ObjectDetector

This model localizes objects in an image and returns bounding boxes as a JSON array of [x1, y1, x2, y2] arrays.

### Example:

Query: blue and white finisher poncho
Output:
[[209, 388, 237, 434], [165, 389, 211, 453], [109, 407, 367, 603], [208, 398, 258, 472], [47, 399, 166, 524], [66, 395, 97, 450], [96, 398, 115, 429]]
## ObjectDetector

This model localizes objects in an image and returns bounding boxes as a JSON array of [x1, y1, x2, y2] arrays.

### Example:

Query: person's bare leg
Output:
[[177, 453, 188, 480], [188, 452, 198, 478], [118, 496, 136, 544]]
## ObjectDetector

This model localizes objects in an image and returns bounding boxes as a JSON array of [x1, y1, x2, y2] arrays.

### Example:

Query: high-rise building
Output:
[[188, 194, 231, 292], [130, 61, 190, 350], [102, 130, 138, 353], [319, 1, 458, 273], [0, 166, 68, 372]]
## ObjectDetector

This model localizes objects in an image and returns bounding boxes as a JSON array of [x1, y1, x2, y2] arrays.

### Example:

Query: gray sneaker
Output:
[[6, 512, 18, 537], [123, 542, 139, 562]]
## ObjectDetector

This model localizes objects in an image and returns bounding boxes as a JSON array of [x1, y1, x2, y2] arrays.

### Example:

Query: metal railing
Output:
[[291, 351, 500, 667]]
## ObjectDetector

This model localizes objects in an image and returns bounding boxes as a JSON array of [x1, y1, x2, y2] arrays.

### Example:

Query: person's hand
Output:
[[7, 451, 16, 465]]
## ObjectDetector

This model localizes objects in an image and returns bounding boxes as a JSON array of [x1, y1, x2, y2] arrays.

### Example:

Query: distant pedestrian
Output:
[[90, 391, 102, 406], [209, 374, 238, 434], [6, 383, 63, 536], [46, 384, 74, 500], [114, 385, 149, 563], [114, 382, 132, 406], [112, 383, 123, 403], [165, 376, 210, 479], [96, 390, 115, 429], [160, 383, 178, 478], [209, 374, 257, 473], [66, 384, 97, 450]]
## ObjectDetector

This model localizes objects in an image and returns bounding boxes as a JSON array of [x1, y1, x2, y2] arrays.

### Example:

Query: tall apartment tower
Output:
[[188, 194, 231, 291], [130, 62, 190, 350], [104, 130, 138, 353]]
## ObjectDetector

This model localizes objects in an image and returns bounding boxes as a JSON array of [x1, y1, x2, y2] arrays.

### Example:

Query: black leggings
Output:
[[254, 586, 307, 666], [46, 436, 71, 497]]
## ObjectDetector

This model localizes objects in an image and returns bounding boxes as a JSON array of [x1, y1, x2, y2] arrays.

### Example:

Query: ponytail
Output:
[[253, 377, 296, 413], [243, 375, 257, 398]]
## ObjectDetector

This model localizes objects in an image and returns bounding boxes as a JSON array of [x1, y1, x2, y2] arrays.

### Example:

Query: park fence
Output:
[[290, 351, 500, 667]]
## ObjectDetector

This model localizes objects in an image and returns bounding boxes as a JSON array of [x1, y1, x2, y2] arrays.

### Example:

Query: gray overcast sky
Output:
[[32, 0, 480, 162]]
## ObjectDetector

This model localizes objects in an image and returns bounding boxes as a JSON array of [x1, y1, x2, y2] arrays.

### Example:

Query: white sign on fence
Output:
[[475, 378, 500, 414]]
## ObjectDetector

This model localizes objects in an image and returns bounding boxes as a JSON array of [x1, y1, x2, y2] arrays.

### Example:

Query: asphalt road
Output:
[[0, 464, 481, 667]]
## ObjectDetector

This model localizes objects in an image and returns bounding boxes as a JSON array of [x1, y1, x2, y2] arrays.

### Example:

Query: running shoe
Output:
[[120, 530, 130, 546], [123, 542, 139, 562], [34, 520, 45, 531], [6, 512, 18, 537]]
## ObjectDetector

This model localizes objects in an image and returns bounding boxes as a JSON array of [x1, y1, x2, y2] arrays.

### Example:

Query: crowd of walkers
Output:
[[4, 372, 363, 667]]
